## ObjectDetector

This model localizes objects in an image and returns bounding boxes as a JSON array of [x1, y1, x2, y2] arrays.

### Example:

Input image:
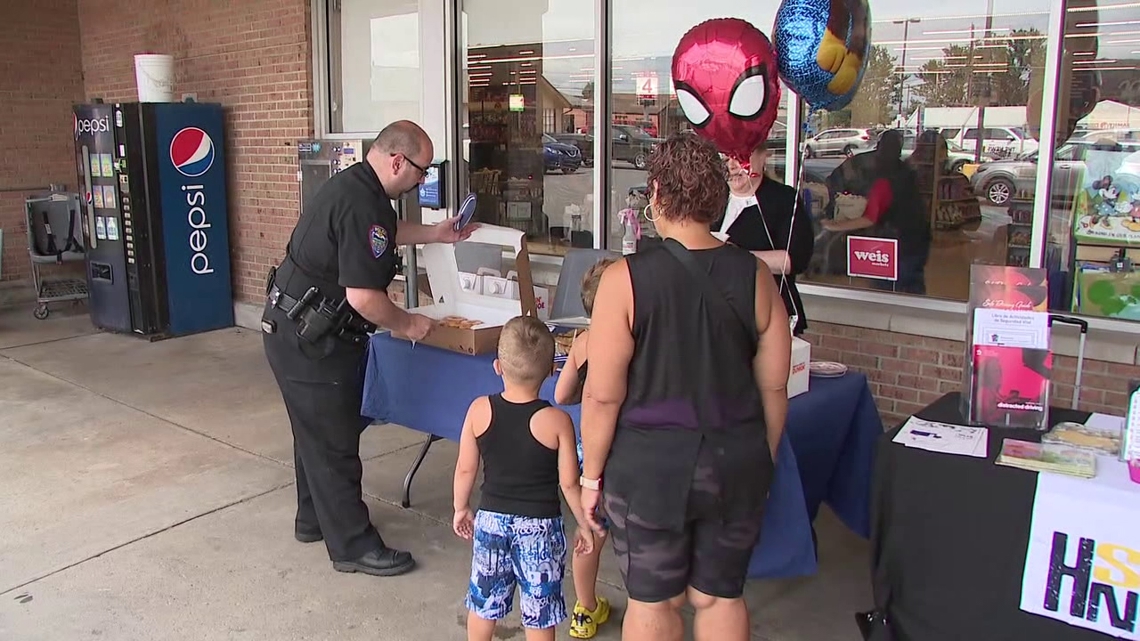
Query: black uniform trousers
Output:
[[262, 301, 383, 562]]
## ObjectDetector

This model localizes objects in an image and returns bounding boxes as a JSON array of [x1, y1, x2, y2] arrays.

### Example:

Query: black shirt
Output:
[[477, 395, 561, 519], [712, 176, 813, 335], [277, 161, 400, 302], [604, 244, 771, 529]]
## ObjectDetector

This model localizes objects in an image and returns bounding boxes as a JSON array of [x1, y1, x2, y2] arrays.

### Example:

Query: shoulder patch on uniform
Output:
[[369, 224, 389, 258]]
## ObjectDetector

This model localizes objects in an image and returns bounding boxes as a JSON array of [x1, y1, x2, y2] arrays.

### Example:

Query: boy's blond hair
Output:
[[497, 316, 555, 385], [580, 258, 618, 317]]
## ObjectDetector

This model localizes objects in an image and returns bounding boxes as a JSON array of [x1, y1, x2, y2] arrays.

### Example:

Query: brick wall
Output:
[[0, 0, 85, 284], [78, 0, 312, 302], [804, 321, 1140, 427]]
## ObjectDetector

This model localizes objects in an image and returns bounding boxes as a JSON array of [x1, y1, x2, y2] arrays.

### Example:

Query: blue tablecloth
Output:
[[362, 333, 881, 579]]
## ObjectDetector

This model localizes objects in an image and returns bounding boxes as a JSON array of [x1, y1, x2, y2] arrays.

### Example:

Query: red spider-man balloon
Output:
[[672, 18, 781, 167]]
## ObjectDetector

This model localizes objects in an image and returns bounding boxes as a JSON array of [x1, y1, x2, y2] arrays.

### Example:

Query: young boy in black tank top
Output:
[[453, 316, 594, 641]]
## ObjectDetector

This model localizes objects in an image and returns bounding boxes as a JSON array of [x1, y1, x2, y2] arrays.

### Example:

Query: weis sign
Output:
[[847, 236, 898, 281]]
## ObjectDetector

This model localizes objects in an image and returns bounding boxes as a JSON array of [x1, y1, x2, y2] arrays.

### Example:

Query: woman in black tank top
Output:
[[578, 134, 793, 641]]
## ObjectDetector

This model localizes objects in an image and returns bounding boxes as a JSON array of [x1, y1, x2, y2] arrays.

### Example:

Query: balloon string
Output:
[[780, 108, 818, 328]]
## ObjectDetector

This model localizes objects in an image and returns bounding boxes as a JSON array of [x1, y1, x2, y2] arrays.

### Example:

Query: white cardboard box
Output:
[[789, 336, 811, 398], [398, 225, 538, 354]]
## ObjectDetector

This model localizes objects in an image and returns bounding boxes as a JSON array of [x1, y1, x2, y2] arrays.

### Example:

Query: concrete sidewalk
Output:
[[0, 306, 871, 640]]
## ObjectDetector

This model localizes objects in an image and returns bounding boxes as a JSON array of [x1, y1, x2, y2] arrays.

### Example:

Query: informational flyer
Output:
[[1020, 456, 1140, 639], [973, 308, 1049, 350], [893, 416, 989, 458]]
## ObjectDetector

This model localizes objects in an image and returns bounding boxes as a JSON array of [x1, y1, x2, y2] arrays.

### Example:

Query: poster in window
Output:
[[1073, 150, 1140, 247]]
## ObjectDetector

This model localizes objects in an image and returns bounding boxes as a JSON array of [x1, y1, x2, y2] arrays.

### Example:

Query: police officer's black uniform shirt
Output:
[[282, 161, 399, 302]]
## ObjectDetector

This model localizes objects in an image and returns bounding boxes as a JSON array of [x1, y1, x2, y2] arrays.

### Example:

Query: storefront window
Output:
[[607, 2, 792, 249], [459, 0, 596, 257], [1046, 0, 1140, 322], [326, 0, 423, 133], [793, 8, 1048, 298], [793, 7, 1051, 301]]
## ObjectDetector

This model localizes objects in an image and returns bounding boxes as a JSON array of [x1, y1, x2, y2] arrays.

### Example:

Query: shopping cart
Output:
[[26, 192, 88, 319]]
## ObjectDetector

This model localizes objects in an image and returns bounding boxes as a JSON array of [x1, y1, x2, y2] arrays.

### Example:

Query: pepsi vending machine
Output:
[[73, 101, 233, 338]]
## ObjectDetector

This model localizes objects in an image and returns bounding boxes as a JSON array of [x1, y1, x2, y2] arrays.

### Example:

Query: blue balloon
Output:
[[774, 0, 872, 112]]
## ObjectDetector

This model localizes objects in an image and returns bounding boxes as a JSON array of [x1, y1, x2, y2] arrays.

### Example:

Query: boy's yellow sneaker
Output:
[[569, 596, 610, 639]]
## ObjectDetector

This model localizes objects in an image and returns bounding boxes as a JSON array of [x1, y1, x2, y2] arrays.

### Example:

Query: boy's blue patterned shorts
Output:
[[465, 510, 567, 629]]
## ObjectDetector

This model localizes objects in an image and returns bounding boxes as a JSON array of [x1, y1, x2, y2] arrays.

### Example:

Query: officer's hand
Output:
[[404, 313, 435, 341], [433, 216, 480, 244]]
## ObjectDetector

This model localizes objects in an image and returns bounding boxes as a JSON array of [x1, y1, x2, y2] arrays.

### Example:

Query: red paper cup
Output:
[[1130, 460, 1140, 484]]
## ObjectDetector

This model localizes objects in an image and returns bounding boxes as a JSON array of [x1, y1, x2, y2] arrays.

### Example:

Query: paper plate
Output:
[[809, 361, 848, 378], [455, 192, 477, 231]]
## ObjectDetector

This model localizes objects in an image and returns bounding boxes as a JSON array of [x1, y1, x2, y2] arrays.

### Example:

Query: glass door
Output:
[[459, 0, 598, 257]]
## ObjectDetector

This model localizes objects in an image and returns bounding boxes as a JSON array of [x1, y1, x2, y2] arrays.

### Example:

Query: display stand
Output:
[[961, 265, 1052, 430]]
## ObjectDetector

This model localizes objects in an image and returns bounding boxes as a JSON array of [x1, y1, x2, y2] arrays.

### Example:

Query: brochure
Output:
[[971, 344, 1052, 429], [996, 438, 1097, 478], [1041, 414, 1124, 457]]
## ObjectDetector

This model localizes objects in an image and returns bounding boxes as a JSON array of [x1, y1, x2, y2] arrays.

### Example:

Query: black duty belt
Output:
[[268, 284, 304, 318], [267, 284, 376, 342]]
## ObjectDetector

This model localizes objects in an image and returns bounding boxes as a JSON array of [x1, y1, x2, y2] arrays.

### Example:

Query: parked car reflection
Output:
[[970, 139, 1140, 205]]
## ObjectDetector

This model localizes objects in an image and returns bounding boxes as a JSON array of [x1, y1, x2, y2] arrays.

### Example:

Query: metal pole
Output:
[[592, 0, 612, 250], [406, 242, 419, 309], [395, 196, 420, 309]]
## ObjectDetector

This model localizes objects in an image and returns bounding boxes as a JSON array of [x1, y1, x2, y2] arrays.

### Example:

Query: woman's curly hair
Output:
[[646, 133, 729, 225]]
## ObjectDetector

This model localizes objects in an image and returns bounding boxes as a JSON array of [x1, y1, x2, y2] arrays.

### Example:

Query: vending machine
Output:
[[297, 139, 367, 213], [73, 100, 233, 338]]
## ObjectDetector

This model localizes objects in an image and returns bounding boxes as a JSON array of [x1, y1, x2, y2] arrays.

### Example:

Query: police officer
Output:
[[262, 120, 474, 577]]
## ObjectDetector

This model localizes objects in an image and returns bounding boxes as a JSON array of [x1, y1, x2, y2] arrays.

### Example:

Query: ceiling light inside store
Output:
[[1076, 19, 1140, 27], [1070, 1, 1140, 10], [923, 27, 1011, 35]]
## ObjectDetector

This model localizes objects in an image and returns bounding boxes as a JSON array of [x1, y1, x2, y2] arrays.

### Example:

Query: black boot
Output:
[[332, 546, 416, 577]]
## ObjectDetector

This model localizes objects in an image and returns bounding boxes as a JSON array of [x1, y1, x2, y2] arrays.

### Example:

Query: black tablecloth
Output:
[[869, 392, 1110, 641]]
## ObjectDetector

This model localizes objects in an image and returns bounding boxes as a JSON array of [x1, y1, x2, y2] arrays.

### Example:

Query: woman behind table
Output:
[[714, 140, 814, 336], [553, 256, 617, 640], [579, 133, 792, 641], [821, 130, 931, 294]]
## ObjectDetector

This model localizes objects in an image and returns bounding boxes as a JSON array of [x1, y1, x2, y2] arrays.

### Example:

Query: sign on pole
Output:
[[635, 73, 659, 101]]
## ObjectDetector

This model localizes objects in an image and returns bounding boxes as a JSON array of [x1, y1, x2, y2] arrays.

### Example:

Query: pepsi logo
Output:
[[169, 127, 215, 177]]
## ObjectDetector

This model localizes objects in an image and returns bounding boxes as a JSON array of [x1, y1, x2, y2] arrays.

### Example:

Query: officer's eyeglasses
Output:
[[393, 153, 428, 182]]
